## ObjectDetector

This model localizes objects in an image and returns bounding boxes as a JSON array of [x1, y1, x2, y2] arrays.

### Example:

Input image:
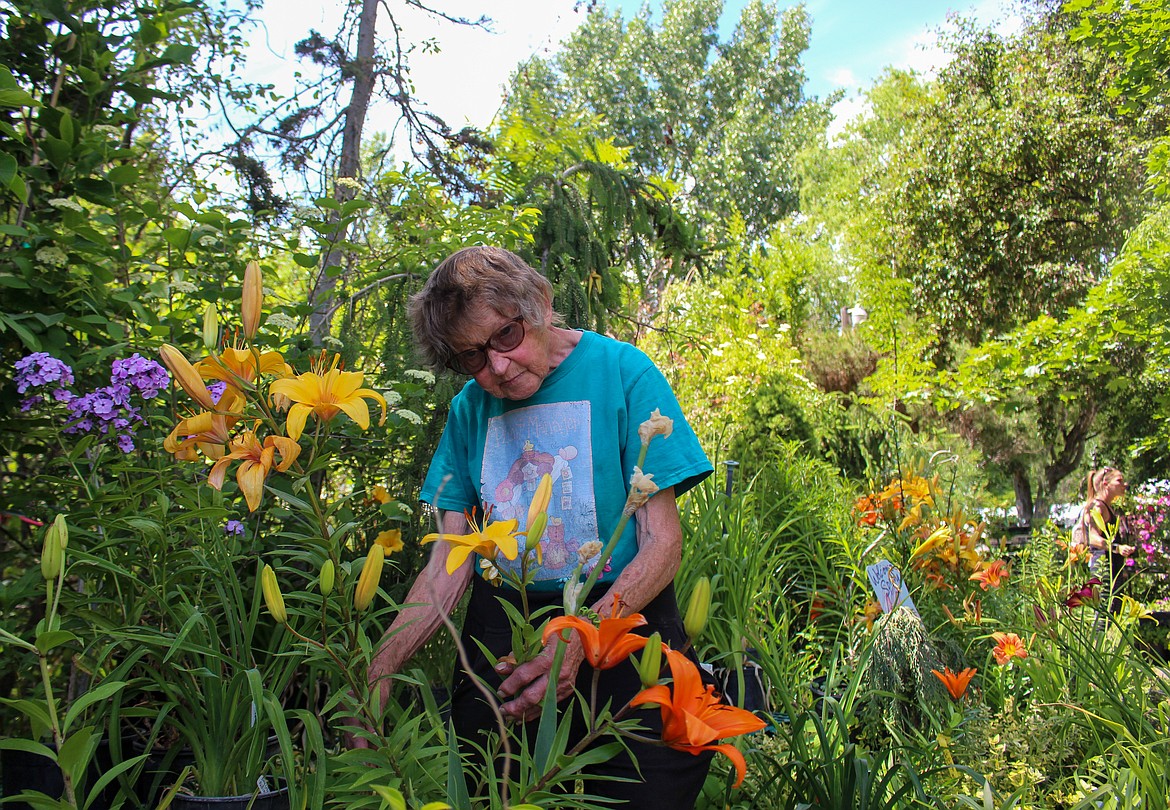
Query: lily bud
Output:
[[159, 344, 215, 410], [260, 564, 287, 624], [637, 632, 663, 688], [241, 260, 262, 339], [354, 544, 385, 611], [319, 558, 335, 597], [526, 511, 548, 548], [527, 474, 552, 529], [40, 514, 68, 581], [683, 576, 711, 641], [202, 304, 219, 351]]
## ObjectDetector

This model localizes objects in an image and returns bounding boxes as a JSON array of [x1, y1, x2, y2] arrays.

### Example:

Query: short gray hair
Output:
[[408, 247, 561, 371]]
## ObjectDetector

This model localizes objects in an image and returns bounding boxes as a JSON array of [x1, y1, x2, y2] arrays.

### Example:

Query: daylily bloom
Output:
[[991, 632, 1028, 665], [374, 529, 404, 554], [543, 595, 650, 669], [854, 494, 880, 527], [859, 599, 883, 631], [208, 427, 301, 511], [370, 484, 391, 504], [631, 648, 766, 787], [421, 509, 520, 575], [1065, 578, 1103, 608], [1118, 595, 1155, 623], [911, 524, 951, 559], [932, 666, 976, 701], [269, 353, 387, 442], [969, 559, 1009, 590], [196, 346, 291, 396]]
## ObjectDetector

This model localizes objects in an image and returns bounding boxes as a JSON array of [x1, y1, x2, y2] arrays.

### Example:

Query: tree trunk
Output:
[[1009, 463, 1034, 527], [307, 0, 379, 345]]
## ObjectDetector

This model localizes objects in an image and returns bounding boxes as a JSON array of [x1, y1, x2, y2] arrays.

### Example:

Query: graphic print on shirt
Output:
[[481, 401, 597, 582]]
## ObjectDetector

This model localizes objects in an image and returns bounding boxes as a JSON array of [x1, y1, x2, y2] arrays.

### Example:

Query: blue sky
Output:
[[246, 0, 1019, 140]]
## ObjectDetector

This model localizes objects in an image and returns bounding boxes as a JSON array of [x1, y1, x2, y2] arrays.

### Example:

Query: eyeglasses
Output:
[[447, 317, 525, 374]]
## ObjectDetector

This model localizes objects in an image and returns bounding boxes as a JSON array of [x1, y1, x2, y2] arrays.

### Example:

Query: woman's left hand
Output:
[[495, 636, 584, 722], [1117, 544, 1135, 557]]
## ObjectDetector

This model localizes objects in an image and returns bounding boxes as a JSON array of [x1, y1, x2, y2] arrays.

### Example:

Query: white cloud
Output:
[[828, 67, 858, 90]]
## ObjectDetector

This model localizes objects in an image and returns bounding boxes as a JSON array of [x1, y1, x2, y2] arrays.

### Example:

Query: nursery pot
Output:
[[0, 737, 123, 810], [170, 785, 290, 810]]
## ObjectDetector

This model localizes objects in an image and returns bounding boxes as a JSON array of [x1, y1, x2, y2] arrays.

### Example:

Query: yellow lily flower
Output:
[[269, 353, 387, 442], [208, 427, 301, 511], [422, 510, 520, 575], [374, 529, 404, 554], [911, 524, 951, 559]]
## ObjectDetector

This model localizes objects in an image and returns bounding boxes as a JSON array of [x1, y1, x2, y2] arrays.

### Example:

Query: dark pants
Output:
[[451, 578, 714, 807]]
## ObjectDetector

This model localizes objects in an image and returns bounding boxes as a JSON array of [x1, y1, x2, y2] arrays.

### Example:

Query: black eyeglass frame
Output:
[[446, 316, 526, 375]]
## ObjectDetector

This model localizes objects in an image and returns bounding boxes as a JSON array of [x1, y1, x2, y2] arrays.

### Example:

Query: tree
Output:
[[878, 14, 1150, 359], [503, 0, 833, 243]]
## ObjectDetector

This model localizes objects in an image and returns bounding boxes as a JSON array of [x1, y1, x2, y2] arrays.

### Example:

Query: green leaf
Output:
[[0, 88, 37, 108], [445, 718, 471, 810], [63, 680, 126, 733], [58, 111, 73, 144], [56, 726, 96, 790], [370, 786, 406, 810], [35, 629, 78, 653], [0, 152, 17, 188], [0, 702, 53, 735], [0, 738, 56, 761], [107, 165, 139, 185], [292, 252, 319, 268], [159, 44, 199, 65]]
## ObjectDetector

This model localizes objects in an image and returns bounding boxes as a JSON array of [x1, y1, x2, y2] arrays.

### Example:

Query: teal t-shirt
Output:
[[420, 330, 712, 592]]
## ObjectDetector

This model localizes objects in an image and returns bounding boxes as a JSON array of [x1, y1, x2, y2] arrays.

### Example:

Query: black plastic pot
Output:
[[170, 786, 289, 810], [0, 738, 122, 810]]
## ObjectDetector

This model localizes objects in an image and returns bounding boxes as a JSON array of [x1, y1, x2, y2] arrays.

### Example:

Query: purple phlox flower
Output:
[[224, 520, 246, 536], [116, 434, 135, 453], [15, 352, 74, 394], [111, 354, 169, 399], [207, 381, 227, 405], [20, 395, 43, 412]]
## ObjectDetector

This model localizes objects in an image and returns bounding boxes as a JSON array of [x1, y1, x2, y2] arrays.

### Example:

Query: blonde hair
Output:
[[1084, 467, 1123, 506]]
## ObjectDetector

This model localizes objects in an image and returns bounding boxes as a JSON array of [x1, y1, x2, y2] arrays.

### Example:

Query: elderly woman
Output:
[[364, 247, 714, 805]]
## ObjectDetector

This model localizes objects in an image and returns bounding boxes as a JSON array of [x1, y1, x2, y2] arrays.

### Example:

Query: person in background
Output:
[[1079, 466, 1135, 610], [359, 247, 716, 806]]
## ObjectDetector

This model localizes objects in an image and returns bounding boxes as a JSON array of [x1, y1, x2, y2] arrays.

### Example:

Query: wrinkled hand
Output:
[[495, 638, 583, 723]]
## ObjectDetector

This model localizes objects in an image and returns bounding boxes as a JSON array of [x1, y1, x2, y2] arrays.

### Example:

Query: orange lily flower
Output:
[[543, 595, 649, 669], [208, 427, 301, 511], [196, 346, 292, 396], [932, 666, 977, 701], [268, 352, 386, 442], [164, 409, 240, 461], [991, 632, 1028, 665], [969, 559, 1009, 590], [631, 648, 766, 787]]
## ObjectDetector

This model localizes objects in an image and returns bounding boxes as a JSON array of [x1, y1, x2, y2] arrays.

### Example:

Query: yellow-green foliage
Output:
[[641, 273, 819, 458]]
